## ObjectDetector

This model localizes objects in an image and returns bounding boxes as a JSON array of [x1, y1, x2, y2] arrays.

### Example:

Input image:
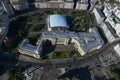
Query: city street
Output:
[[0, 38, 120, 80]]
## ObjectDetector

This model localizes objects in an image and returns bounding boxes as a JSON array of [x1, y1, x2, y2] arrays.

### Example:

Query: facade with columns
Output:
[[35, 0, 74, 9], [42, 37, 69, 45], [42, 27, 104, 56]]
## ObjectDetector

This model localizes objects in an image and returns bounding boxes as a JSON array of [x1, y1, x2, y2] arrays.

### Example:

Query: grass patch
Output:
[[110, 63, 120, 80], [76, 51, 81, 57], [33, 13, 42, 21], [32, 24, 43, 32], [44, 10, 54, 14], [52, 51, 73, 59]]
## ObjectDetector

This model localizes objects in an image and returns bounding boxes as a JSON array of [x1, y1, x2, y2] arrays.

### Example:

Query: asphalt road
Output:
[[0, 39, 120, 68], [0, 52, 18, 65], [17, 39, 120, 68]]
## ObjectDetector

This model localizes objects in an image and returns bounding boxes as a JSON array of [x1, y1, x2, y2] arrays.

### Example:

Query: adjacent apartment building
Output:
[[93, 7, 105, 24], [10, 0, 29, 10], [93, 2, 120, 42], [0, 5, 10, 46], [100, 22, 118, 42], [35, 0, 74, 9], [1, 0, 14, 16], [103, 3, 120, 37], [76, 0, 89, 10]]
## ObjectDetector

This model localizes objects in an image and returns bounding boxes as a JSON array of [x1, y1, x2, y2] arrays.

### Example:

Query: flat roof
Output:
[[49, 14, 69, 28], [18, 39, 43, 54]]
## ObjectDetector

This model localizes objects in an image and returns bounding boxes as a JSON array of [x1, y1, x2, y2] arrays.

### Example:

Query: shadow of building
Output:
[[58, 66, 92, 80], [0, 52, 19, 76]]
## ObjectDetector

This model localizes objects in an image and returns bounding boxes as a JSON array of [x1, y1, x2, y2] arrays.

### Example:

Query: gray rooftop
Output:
[[18, 39, 44, 54], [42, 28, 104, 52], [42, 31, 77, 38], [18, 39, 36, 53]]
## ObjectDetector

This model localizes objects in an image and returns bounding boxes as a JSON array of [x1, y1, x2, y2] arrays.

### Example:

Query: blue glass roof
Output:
[[49, 14, 69, 28]]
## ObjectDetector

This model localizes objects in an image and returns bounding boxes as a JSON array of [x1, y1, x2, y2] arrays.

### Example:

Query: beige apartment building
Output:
[[35, 0, 74, 9], [10, 0, 29, 10]]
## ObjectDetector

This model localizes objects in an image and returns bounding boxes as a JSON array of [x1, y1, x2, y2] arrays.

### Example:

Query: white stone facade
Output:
[[93, 8, 105, 24], [42, 28, 104, 56], [76, 2, 88, 10], [18, 39, 44, 59], [35, 0, 74, 9], [100, 22, 118, 42]]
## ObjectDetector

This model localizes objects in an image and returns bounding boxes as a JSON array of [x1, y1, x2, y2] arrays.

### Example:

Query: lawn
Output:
[[76, 51, 81, 57], [52, 51, 73, 59], [31, 24, 43, 32], [44, 10, 54, 14], [110, 63, 120, 80], [33, 13, 42, 21]]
